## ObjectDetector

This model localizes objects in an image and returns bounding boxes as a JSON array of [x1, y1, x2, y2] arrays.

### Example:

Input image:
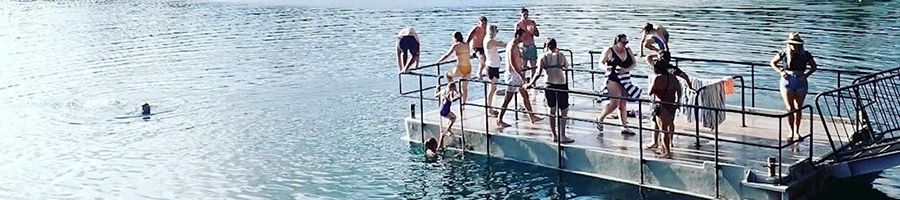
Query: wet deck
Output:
[[421, 89, 852, 173]]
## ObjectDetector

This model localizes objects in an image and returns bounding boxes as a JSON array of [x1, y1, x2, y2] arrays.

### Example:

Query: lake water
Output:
[[1, 0, 899, 199]]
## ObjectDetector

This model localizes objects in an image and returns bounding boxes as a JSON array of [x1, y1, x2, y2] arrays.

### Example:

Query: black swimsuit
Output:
[[606, 49, 633, 83]]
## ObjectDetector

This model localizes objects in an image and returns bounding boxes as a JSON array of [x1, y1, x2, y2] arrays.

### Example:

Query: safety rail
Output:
[[398, 49, 842, 198], [815, 67, 900, 164], [585, 51, 872, 107]]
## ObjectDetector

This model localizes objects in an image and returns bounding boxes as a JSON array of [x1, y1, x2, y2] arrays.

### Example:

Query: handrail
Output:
[[403, 49, 822, 189]]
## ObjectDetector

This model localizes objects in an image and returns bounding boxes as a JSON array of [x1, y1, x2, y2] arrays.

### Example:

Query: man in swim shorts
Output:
[[466, 16, 488, 73], [397, 27, 420, 73], [515, 7, 540, 77], [496, 29, 543, 127]]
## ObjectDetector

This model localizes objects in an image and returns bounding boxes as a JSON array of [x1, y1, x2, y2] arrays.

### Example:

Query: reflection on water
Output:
[[1, 0, 899, 199]]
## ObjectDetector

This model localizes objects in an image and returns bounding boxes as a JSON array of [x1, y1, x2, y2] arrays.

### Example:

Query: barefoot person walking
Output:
[[481, 25, 505, 117], [497, 29, 543, 127]]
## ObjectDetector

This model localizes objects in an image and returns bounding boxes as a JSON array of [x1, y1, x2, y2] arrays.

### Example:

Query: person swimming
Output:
[[141, 103, 151, 115], [425, 137, 439, 160]]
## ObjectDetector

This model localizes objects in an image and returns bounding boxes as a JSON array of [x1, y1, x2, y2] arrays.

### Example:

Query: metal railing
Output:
[[815, 67, 900, 162], [399, 50, 831, 198]]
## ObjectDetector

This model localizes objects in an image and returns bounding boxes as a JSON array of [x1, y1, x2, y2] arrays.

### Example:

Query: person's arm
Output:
[[645, 53, 658, 67], [622, 48, 638, 72], [770, 51, 788, 78], [530, 21, 539, 37], [465, 26, 478, 45], [649, 76, 664, 97], [804, 52, 818, 78], [561, 52, 569, 70], [525, 56, 546, 88], [435, 44, 457, 64], [600, 47, 612, 68], [396, 43, 403, 71], [675, 69, 693, 90], [643, 37, 659, 52]]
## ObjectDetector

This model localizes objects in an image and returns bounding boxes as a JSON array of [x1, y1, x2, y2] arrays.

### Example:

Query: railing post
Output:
[[809, 107, 814, 161], [398, 73, 403, 95], [639, 101, 645, 185], [837, 73, 842, 117], [778, 119, 783, 184], [714, 110, 720, 198], [419, 73, 425, 146], [739, 77, 747, 127], [590, 52, 595, 91], [514, 89, 520, 121], [557, 91, 563, 169], [459, 79, 466, 153], [751, 64, 756, 107], [695, 95, 702, 148], [485, 80, 491, 156]]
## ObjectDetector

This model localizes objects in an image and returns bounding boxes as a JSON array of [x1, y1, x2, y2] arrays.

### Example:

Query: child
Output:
[[435, 82, 460, 150]]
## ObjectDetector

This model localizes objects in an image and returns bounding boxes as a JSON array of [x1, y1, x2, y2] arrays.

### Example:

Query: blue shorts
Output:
[[521, 44, 538, 60], [781, 73, 808, 92]]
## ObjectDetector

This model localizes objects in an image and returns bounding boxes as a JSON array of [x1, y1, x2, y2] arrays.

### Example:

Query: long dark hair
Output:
[[453, 31, 464, 43], [613, 34, 627, 46], [654, 51, 673, 74]]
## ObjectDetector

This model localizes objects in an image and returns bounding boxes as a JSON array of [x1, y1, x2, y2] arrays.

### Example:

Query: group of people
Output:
[[398, 8, 818, 159]]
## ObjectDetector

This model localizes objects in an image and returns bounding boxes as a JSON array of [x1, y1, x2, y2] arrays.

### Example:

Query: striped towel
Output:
[[595, 72, 643, 104], [681, 78, 726, 129]]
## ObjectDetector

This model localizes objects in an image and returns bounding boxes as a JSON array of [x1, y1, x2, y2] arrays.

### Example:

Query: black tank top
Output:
[[608, 48, 634, 69]]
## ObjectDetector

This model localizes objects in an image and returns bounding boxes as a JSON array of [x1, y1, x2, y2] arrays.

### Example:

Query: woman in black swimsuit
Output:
[[596, 34, 637, 135]]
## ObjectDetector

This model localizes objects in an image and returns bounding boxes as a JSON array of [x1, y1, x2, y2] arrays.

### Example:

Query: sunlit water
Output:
[[1, 0, 899, 199]]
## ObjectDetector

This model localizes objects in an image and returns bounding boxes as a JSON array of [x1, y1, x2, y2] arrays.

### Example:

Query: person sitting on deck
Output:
[[435, 82, 460, 150], [525, 38, 574, 143], [648, 51, 683, 158], [396, 26, 420, 73], [769, 32, 817, 142], [596, 34, 638, 136], [497, 29, 543, 128]]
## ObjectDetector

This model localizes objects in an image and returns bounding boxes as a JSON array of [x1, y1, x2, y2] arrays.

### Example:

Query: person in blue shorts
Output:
[[770, 32, 817, 142]]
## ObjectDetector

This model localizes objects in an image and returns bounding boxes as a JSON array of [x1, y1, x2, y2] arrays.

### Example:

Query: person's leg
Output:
[[497, 91, 515, 127], [792, 87, 808, 140], [663, 122, 674, 157], [648, 116, 662, 149], [549, 106, 558, 141], [560, 108, 570, 140], [780, 88, 798, 141], [616, 85, 630, 132], [518, 87, 542, 122], [460, 79, 469, 107], [487, 77, 499, 116], [404, 54, 419, 72], [598, 81, 625, 122]]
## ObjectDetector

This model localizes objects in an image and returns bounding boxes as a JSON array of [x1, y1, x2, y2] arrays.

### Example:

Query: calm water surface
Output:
[[1, 0, 899, 199]]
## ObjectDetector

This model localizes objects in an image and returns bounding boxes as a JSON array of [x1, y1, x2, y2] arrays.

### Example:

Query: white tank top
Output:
[[484, 42, 502, 68]]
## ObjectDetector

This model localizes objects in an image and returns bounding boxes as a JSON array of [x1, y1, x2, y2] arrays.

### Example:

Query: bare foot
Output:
[[488, 109, 499, 117], [529, 116, 544, 123], [645, 143, 659, 149], [497, 120, 512, 128]]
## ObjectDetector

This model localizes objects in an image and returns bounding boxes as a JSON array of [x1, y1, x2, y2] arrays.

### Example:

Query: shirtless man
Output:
[[466, 16, 488, 75], [515, 7, 540, 77], [497, 29, 543, 127]]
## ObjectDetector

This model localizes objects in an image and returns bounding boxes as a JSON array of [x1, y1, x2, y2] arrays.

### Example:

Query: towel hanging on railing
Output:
[[681, 78, 727, 129]]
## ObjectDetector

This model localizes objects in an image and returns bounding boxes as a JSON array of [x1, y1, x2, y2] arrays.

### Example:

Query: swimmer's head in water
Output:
[[141, 103, 151, 115], [425, 138, 438, 152]]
